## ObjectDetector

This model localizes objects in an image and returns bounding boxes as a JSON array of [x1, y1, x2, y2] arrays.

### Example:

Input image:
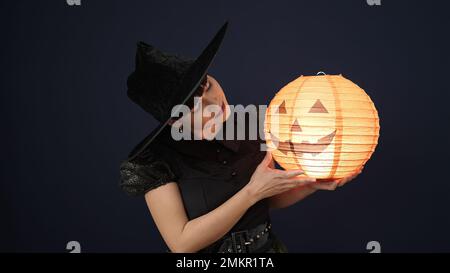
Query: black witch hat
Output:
[[126, 22, 228, 161]]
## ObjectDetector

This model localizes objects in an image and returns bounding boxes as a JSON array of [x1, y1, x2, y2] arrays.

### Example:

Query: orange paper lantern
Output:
[[265, 74, 380, 179]]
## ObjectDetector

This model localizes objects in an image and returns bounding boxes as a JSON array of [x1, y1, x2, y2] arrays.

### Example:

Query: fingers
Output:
[[293, 177, 316, 183], [312, 181, 339, 191], [280, 177, 316, 188], [268, 156, 275, 169], [339, 176, 354, 186], [337, 168, 362, 187], [270, 167, 305, 178], [277, 169, 305, 179], [259, 151, 273, 168]]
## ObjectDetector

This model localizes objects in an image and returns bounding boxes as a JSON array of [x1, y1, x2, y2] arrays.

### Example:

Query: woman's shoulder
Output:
[[119, 143, 178, 197]]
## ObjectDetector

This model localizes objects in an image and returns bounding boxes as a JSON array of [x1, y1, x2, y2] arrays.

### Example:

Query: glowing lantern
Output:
[[265, 73, 380, 179]]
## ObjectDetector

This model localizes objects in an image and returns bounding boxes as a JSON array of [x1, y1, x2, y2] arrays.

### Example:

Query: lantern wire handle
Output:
[[317, 71, 327, 76]]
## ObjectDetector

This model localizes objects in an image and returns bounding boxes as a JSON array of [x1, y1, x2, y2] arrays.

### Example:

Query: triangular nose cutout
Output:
[[291, 119, 302, 132], [308, 99, 328, 113]]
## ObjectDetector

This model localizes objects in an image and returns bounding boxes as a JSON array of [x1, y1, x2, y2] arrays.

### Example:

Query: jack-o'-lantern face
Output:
[[265, 74, 380, 179]]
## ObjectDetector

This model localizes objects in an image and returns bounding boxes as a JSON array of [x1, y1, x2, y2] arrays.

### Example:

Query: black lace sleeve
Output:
[[119, 149, 177, 196]]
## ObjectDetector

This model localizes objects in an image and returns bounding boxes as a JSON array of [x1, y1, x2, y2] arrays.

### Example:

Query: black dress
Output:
[[119, 117, 288, 253]]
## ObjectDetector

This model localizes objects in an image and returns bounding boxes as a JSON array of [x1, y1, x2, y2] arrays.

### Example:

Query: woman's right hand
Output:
[[244, 151, 316, 204]]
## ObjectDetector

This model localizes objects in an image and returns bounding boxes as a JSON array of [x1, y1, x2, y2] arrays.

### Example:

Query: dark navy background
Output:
[[1, 0, 450, 252]]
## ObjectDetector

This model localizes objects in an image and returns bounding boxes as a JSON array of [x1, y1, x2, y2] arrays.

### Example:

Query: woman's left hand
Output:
[[268, 167, 364, 209], [308, 167, 363, 191]]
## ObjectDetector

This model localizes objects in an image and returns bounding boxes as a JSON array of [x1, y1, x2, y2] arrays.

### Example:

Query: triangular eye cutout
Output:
[[276, 101, 287, 114], [291, 119, 302, 132], [308, 99, 328, 113]]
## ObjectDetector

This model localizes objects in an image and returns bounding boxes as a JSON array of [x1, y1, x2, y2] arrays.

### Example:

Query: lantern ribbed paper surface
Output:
[[265, 74, 380, 179]]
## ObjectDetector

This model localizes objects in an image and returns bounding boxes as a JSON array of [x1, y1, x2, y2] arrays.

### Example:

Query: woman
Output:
[[119, 22, 359, 253]]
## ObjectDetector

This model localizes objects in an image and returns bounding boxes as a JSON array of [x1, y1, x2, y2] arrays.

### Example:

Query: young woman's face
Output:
[[199, 74, 229, 122], [173, 74, 230, 139]]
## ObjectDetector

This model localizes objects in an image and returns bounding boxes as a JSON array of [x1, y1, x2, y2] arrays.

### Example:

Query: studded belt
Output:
[[213, 222, 272, 253]]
